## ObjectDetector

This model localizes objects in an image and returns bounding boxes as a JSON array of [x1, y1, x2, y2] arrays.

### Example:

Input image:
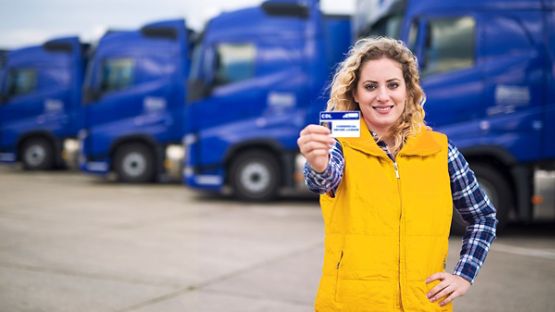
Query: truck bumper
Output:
[[183, 166, 224, 191], [0, 152, 17, 163], [79, 154, 110, 175]]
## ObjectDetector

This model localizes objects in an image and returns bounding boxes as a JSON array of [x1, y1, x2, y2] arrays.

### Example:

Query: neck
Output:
[[364, 119, 393, 146]]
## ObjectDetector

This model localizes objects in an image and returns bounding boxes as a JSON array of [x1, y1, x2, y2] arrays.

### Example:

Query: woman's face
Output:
[[353, 57, 407, 136]]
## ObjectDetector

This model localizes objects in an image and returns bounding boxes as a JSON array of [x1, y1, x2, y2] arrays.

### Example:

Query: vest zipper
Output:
[[394, 160, 403, 310], [335, 250, 344, 301], [337, 250, 344, 269]]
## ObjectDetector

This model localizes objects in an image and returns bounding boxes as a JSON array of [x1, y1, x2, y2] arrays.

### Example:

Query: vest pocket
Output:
[[334, 250, 344, 302]]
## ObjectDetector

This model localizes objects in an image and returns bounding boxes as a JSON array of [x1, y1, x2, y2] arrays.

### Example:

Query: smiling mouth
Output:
[[372, 105, 394, 113]]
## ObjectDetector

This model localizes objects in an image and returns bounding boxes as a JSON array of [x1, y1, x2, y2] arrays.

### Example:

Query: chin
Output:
[[373, 119, 397, 127]]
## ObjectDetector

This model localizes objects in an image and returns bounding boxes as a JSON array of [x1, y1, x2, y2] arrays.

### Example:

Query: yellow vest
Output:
[[315, 121, 453, 312]]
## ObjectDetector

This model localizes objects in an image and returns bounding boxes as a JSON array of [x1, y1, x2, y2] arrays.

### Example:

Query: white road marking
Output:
[[492, 243, 555, 260]]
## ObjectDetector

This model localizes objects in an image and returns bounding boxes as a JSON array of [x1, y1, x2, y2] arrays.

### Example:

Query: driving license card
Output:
[[319, 111, 360, 138]]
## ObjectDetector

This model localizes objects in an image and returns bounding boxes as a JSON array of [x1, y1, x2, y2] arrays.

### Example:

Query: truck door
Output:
[[0, 67, 42, 153], [188, 40, 264, 166], [480, 11, 544, 161], [83, 51, 139, 155], [83, 31, 184, 160], [409, 15, 485, 135], [0, 51, 71, 144], [544, 4, 555, 158]]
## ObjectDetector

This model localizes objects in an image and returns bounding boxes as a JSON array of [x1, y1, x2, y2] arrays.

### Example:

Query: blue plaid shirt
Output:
[[304, 133, 497, 284]]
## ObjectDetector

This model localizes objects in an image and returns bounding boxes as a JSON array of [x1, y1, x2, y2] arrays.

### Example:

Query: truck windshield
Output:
[[354, 0, 406, 39]]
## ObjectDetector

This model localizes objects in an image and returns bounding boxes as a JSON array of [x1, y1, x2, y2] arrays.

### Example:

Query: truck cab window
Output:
[[423, 17, 475, 75], [6, 68, 37, 98], [408, 19, 418, 52], [100, 58, 134, 93], [213, 43, 255, 87]]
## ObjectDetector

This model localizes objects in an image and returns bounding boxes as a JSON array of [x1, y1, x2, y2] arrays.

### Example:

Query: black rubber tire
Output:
[[229, 150, 280, 201], [21, 138, 55, 170], [450, 163, 510, 236], [114, 143, 156, 183]]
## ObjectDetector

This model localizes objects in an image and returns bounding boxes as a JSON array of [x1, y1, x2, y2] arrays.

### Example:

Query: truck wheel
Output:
[[230, 150, 280, 201], [450, 164, 510, 235], [21, 138, 55, 170], [114, 143, 156, 183]]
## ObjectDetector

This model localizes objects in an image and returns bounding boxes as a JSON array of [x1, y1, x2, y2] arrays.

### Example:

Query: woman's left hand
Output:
[[426, 272, 471, 306]]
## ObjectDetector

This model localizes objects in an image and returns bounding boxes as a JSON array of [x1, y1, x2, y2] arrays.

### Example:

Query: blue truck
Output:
[[0, 37, 88, 170], [79, 19, 193, 182], [353, 0, 555, 230], [183, 0, 352, 200]]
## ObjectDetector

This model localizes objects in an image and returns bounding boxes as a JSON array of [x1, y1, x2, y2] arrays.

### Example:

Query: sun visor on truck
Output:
[[43, 40, 73, 53], [261, 1, 309, 19], [140, 26, 178, 40]]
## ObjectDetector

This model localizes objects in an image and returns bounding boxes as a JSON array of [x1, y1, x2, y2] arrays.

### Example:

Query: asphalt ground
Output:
[[0, 166, 554, 312]]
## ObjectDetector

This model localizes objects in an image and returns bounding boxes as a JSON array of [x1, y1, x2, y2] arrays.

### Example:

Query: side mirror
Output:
[[187, 79, 212, 102], [83, 87, 101, 104]]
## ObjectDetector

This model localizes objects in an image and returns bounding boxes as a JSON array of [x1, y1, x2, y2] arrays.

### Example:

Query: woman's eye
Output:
[[364, 84, 377, 90], [388, 82, 399, 89]]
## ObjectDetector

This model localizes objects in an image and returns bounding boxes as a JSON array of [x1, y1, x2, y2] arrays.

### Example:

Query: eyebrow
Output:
[[362, 78, 401, 83]]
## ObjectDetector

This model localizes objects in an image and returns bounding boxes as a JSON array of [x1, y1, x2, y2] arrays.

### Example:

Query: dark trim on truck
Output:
[[461, 145, 533, 222], [261, 1, 309, 19], [140, 26, 178, 40], [43, 40, 73, 53]]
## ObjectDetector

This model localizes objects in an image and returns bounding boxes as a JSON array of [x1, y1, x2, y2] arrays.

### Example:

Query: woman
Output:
[[297, 37, 497, 311]]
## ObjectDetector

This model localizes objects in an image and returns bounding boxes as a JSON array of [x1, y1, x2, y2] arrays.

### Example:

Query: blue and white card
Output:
[[319, 111, 360, 138]]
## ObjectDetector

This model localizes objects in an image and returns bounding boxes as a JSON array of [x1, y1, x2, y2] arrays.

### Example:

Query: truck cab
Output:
[[0, 37, 87, 170], [80, 19, 193, 182], [354, 0, 555, 230], [183, 0, 351, 200]]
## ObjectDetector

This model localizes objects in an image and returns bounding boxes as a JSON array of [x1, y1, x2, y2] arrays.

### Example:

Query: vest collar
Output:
[[341, 119, 388, 158], [340, 118, 442, 158]]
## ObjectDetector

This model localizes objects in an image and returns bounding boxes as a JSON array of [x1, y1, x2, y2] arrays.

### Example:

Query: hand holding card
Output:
[[297, 124, 335, 173]]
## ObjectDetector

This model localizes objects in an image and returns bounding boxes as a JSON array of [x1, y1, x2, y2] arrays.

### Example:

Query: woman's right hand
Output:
[[297, 125, 335, 173]]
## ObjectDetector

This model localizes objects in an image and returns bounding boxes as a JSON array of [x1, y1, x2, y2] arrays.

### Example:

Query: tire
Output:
[[21, 138, 55, 170], [114, 143, 156, 183], [230, 150, 281, 201], [450, 164, 511, 236]]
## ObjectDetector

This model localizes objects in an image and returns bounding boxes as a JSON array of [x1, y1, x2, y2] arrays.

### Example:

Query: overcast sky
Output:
[[0, 0, 355, 49]]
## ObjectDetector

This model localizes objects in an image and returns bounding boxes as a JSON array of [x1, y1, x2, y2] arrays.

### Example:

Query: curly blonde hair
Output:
[[327, 37, 426, 155]]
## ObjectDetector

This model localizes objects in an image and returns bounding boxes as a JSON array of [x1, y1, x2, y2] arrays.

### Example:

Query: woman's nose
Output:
[[376, 87, 389, 102]]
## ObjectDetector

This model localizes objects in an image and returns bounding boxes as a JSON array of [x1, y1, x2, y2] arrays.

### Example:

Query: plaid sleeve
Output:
[[304, 139, 344, 195], [448, 142, 498, 284]]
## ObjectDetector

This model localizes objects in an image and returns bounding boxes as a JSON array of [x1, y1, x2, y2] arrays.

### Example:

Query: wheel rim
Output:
[[477, 177, 498, 207], [240, 162, 271, 194], [25, 144, 46, 167], [122, 152, 147, 177]]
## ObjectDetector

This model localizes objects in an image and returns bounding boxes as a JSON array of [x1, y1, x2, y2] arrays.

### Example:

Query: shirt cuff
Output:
[[304, 161, 336, 194], [453, 258, 478, 284], [306, 161, 333, 177]]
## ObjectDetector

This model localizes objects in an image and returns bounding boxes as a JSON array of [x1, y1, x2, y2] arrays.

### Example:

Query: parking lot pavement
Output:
[[0, 166, 554, 312]]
